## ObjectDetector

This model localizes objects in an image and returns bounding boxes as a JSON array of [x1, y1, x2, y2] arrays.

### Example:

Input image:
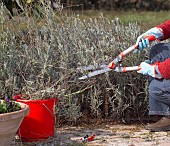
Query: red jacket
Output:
[[155, 20, 170, 79]]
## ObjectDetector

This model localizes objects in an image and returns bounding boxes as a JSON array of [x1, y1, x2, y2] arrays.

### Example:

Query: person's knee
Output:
[[149, 79, 162, 100], [149, 79, 170, 105]]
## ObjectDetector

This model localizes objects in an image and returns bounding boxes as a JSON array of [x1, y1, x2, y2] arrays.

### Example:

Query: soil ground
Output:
[[11, 122, 170, 146]]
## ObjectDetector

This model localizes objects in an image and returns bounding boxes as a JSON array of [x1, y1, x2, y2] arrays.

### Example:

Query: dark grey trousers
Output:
[[149, 43, 170, 115]]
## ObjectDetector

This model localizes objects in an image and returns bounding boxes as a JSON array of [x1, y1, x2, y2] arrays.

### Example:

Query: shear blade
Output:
[[79, 67, 112, 80], [77, 64, 107, 71], [77, 65, 96, 71]]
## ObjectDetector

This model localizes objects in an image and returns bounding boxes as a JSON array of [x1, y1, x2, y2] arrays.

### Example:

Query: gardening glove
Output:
[[134, 27, 164, 53], [137, 62, 162, 79]]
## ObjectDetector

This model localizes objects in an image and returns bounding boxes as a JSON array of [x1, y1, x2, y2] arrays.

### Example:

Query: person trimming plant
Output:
[[135, 19, 170, 131]]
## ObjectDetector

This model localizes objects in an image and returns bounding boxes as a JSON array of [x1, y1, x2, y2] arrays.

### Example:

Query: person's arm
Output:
[[135, 20, 170, 51], [157, 58, 170, 79], [138, 58, 170, 80], [157, 20, 170, 40], [137, 20, 170, 78]]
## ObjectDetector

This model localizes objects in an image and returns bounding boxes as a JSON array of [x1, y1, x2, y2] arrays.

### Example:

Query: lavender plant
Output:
[[1, 3, 167, 122]]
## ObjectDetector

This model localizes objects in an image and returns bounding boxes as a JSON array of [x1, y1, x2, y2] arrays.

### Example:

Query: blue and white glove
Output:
[[135, 27, 164, 52], [137, 62, 162, 79]]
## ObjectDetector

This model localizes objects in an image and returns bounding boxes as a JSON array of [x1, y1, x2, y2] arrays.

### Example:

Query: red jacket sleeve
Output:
[[155, 20, 170, 79], [158, 58, 170, 79], [157, 20, 170, 40]]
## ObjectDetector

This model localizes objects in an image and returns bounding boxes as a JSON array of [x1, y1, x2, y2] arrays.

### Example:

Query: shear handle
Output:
[[116, 63, 156, 73], [115, 66, 140, 72], [108, 35, 156, 69]]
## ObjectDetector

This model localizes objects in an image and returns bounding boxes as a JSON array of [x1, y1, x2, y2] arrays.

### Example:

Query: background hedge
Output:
[[60, 0, 170, 11]]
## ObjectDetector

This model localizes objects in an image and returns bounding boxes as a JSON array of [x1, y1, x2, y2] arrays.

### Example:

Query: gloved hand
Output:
[[135, 27, 163, 52], [137, 62, 156, 77]]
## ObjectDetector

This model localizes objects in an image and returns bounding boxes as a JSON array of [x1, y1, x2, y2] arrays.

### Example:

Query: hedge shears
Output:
[[78, 35, 156, 80]]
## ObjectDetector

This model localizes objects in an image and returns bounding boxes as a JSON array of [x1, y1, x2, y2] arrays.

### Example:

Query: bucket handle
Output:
[[12, 94, 30, 101], [42, 103, 56, 125], [42, 103, 56, 117]]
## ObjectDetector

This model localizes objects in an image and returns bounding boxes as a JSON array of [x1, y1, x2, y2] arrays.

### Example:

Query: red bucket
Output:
[[12, 95, 57, 142]]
